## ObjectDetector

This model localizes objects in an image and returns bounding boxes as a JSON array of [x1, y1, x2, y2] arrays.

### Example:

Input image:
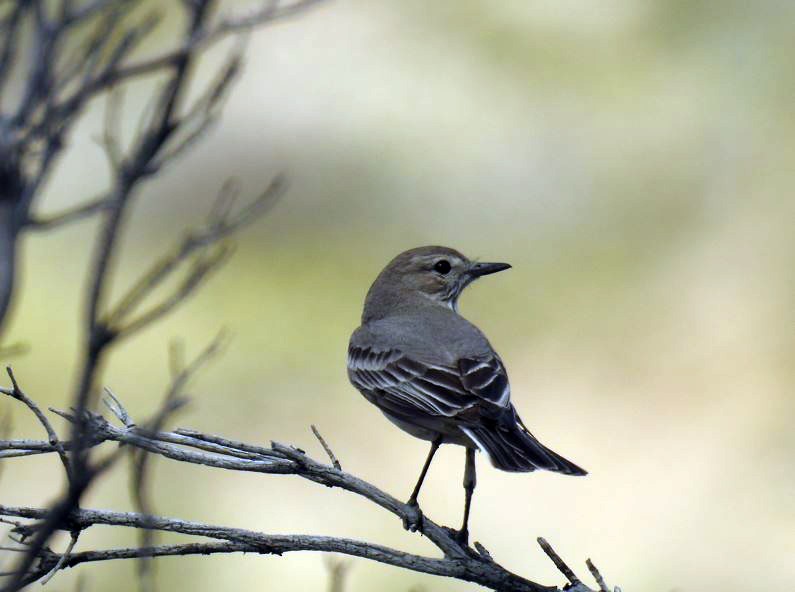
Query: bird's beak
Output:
[[468, 261, 512, 278]]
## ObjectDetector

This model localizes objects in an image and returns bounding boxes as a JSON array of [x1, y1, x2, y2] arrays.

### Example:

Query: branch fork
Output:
[[0, 384, 619, 592]]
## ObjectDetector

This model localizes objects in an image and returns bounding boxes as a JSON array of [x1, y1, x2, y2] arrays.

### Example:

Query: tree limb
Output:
[[0, 394, 619, 592]]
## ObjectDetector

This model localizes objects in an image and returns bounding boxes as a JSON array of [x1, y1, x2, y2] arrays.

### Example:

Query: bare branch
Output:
[[0, 409, 10, 482], [0, 0, 320, 343], [24, 196, 112, 231], [60, 0, 324, 101], [215, 0, 326, 34], [60, 13, 222, 570], [116, 245, 233, 340], [38, 530, 79, 585], [311, 425, 342, 471], [102, 388, 134, 428], [0, 367, 71, 480], [0, 504, 544, 592], [473, 541, 493, 562], [0, 381, 618, 591], [0, 148, 22, 334], [98, 87, 125, 172], [104, 175, 284, 337], [63, 0, 126, 26], [0, 2, 25, 95], [586, 559, 610, 592], [128, 333, 226, 592], [537, 537, 580, 587], [147, 47, 243, 170]]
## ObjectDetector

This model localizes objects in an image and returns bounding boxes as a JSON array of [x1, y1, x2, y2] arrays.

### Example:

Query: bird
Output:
[[347, 246, 586, 545]]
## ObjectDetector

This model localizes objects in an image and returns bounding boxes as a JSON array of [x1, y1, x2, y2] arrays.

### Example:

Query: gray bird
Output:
[[348, 246, 585, 544]]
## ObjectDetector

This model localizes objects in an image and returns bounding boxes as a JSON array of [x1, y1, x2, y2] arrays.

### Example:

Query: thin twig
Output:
[[311, 425, 342, 470], [38, 530, 79, 585], [0, 409, 10, 482], [474, 541, 493, 562], [586, 559, 609, 592], [1, 367, 71, 481], [25, 197, 112, 230], [537, 538, 580, 586], [105, 176, 285, 334], [129, 333, 226, 592], [102, 388, 134, 428]]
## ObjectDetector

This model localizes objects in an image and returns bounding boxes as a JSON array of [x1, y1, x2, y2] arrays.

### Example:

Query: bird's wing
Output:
[[347, 345, 510, 418]]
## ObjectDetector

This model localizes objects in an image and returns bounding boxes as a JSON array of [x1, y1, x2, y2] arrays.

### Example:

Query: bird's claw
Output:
[[441, 525, 470, 548], [402, 501, 423, 532]]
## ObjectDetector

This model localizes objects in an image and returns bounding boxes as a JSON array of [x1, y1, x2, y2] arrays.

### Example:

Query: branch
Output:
[[24, 196, 112, 231], [103, 175, 284, 340], [128, 334, 227, 592], [0, 0, 320, 337], [0, 505, 543, 592], [0, 148, 22, 334], [0, 367, 71, 480], [38, 530, 79, 585], [586, 559, 611, 592], [0, 395, 620, 592], [311, 424, 342, 471]]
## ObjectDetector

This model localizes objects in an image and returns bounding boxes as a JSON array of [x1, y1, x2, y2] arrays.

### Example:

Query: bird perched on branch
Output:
[[348, 246, 585, 545]]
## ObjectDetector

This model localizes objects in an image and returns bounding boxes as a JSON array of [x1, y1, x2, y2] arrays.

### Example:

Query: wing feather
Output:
[[348, 345, 511, 419]]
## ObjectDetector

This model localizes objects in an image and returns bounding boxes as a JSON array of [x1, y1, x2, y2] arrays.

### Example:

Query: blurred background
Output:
[[1, 0, 793, 590]]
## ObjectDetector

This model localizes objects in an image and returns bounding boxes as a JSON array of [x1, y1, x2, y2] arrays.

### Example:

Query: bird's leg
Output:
[[407, 437, 441, 506], [456, 446, 477, 545], [403, 436, 441, 532]]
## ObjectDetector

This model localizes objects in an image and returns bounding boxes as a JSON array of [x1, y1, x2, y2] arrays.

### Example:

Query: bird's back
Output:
[[350, 306, 494, 366]]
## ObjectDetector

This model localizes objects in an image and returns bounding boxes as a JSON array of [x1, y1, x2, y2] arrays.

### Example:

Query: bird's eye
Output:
[[434, 260, 451, 275]]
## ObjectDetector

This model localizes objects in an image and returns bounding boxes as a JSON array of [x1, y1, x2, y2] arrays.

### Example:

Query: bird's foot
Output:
[[441, 525, 471, 548], [402, 500, 424, 532]]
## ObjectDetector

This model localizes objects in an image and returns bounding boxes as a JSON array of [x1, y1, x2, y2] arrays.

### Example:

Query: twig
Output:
[[586, 559, 609, 592], [128, 334, 226, 592], [105, 176, 284, 336], [0, 450, 49, 459], [474, 541, 493, 562], [39, 530, 79, 585], [311, 425, 342, 470], [102, 388, 134, 428], [0, 367, 71, 481], [0, 409, 10, 482], [537, 537, 580, 586], [25, 197, 112, 231]]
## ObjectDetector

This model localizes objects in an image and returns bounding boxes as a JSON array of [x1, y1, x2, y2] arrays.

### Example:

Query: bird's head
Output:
[[363, 246, 511, 321]]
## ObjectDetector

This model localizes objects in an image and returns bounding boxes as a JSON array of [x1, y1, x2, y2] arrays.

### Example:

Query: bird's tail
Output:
[[463, 409, 586, 475]]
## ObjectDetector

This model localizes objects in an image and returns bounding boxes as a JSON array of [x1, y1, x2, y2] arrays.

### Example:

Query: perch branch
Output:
[[0, 393, 617, 592]]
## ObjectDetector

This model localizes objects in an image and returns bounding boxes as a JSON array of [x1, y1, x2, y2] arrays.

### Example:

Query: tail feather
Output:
[[463, 411, 586, 476]]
